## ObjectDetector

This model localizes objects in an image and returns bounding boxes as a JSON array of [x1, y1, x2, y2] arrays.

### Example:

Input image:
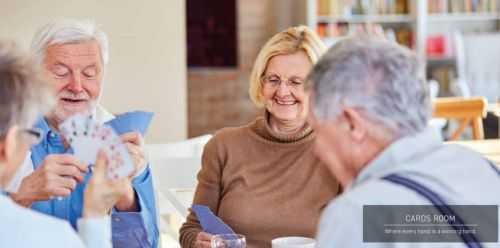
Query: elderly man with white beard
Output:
[[6, 19, 158, 248]]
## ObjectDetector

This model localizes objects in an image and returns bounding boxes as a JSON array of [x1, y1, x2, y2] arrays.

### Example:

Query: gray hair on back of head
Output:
[[308, 35, 430, 137], [0, 41, 55, 135], [30, 19, 109, 66]]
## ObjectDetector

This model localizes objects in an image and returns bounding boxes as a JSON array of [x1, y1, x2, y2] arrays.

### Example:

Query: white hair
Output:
[[30, 19, 109, 66], [0, 42, 55, 134], [308, 35, 430, 137]]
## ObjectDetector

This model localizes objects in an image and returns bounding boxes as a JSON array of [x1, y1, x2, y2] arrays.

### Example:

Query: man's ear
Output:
[[1, 126, 19, 163], [342, 108, 367, 142]]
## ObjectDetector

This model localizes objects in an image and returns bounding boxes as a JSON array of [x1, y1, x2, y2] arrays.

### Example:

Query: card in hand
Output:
[[60, 114, 100, 165], [192, 204, 235, 235], [98, 127, 135, 180], [60, 116, 84, 144], [59, 113, 135, 179], [102, 135, 135, 180], [105, 111, 154, 136]]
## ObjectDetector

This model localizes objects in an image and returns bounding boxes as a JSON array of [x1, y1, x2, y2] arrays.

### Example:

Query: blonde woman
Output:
[[180, 26, 341, 248]]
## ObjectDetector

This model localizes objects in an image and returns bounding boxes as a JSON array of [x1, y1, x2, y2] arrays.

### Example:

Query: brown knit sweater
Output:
[[179, 115, 340, 248]]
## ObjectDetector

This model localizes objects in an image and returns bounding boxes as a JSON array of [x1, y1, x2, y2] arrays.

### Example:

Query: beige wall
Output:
[[0, 0, 187, 143], [188, 0, 310, 137], [274, 0, 308, 32]]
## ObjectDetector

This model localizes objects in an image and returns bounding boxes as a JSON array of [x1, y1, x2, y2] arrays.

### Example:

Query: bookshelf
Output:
[[316, 14, 413, 23], [307, 0, 500, 95], [425, 0, 500, 95], [308, 0, 425, 75], [428, 13, 500, 22]]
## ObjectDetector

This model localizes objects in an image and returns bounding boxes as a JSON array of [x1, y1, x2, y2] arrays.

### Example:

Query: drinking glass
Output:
[[272, 236, 316, 248], [211, 234, 246, 248]]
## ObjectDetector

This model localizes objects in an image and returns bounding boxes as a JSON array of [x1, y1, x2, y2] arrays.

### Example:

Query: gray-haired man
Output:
[[307, 36, 500, 247], [0, 41, 135, 248], [7, 20, 158, 248]]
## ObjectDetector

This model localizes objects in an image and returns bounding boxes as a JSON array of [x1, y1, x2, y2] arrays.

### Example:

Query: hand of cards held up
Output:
[[59, 114, 135, 180]]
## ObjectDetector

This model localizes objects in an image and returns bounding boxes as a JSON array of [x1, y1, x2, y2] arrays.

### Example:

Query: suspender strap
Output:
[[486, 160, 500, 176], [383, 174, 482, 248]]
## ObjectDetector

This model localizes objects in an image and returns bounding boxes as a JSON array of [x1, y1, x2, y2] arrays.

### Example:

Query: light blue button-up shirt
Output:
[[0, 193, 112, 248], [29, 118, 159, 248], [316, 127, 500, 247]]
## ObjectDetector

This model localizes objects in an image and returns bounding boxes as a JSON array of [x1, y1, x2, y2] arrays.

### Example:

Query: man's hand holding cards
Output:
[[59, 114, 135, 180]]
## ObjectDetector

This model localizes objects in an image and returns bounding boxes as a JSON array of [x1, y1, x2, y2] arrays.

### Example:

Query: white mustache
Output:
[[58, 90, 90, 101]]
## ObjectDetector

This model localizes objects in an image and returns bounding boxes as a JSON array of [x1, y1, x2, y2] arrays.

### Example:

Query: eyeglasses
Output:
[[19, 128, 43, 145], [0, 127, 43, 146], [261, 74, 305, 90]]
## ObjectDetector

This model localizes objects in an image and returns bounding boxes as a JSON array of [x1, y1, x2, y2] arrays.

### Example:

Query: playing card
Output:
[[105, 111, 154, 136], [73, 122, 103, 165], [60, 114, 87, 144], [59, 113, 135, 179], [101, 134, 135, 180], [60, 114, 100, 165], [191, 204, 235, 235]]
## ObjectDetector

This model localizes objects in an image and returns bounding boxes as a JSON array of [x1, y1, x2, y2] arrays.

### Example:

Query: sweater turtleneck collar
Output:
[[251, 111, 313, 143]]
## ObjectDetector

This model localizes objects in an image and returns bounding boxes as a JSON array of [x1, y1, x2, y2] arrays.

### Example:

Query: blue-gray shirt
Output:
[[317, 127, 500, 247]]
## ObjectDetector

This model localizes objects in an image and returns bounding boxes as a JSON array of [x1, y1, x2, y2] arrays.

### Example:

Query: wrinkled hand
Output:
[[83, 150, 131, 218], [121, 132, 147, 176], [12, 154, 87, 207], [112, 131, 147, 212], [194, 232, 213, 248]]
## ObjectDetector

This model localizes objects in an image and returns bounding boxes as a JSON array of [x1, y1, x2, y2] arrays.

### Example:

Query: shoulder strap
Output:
[[383, 174, 482, 248], [486, 160, 500, 176]]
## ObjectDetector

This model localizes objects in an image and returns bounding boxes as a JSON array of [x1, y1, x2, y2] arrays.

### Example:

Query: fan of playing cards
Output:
[[59, 113, 135, 180]]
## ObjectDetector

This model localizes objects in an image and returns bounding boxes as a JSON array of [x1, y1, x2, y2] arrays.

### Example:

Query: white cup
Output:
[[271, 236, 316, 248]]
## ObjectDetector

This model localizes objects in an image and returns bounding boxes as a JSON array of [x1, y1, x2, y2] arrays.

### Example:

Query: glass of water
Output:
[[211, 234, 246, 248]]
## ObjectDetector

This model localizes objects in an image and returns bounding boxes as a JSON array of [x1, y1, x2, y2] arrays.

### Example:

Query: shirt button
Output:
[[114, 217, 121, 222], [49, 132, 56, 138]]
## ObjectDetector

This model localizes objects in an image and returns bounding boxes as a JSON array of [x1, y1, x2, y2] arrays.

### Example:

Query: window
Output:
[[187, 0, 238, 67]]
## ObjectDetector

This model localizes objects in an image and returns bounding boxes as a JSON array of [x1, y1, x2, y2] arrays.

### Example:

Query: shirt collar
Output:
[[34, 117, 55, 144], [349, 127, 443, 189]]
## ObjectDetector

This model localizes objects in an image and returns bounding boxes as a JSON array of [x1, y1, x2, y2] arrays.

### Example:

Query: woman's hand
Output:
[[82, 150, 131, 218], [193, 232, 213, 248]]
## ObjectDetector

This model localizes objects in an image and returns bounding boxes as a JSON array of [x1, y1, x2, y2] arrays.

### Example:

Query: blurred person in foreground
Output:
[[179, 26, 341, 248], [308, 35, 500, 247], [0, 41, 131, 247]]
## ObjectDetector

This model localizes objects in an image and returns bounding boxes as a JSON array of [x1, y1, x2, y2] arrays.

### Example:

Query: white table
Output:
[[447, 139, 500, 165], [162, 188, 195, 218]]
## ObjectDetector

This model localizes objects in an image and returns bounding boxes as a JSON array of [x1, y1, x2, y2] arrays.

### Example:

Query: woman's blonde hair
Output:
[[248, 25, 326, 107]]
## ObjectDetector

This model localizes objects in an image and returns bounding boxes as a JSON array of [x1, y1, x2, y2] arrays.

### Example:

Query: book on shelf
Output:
[[315, 22, 413, 48], [428, 0, 448, 13], [426, 34, 449, 57], [429, 0, 499, 14], [394, 27, 413, 48], [317, 0, 330, 15], [429, 65, 455, 93], [316, 22, 350, 38], [317, 0, 409, 16]]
